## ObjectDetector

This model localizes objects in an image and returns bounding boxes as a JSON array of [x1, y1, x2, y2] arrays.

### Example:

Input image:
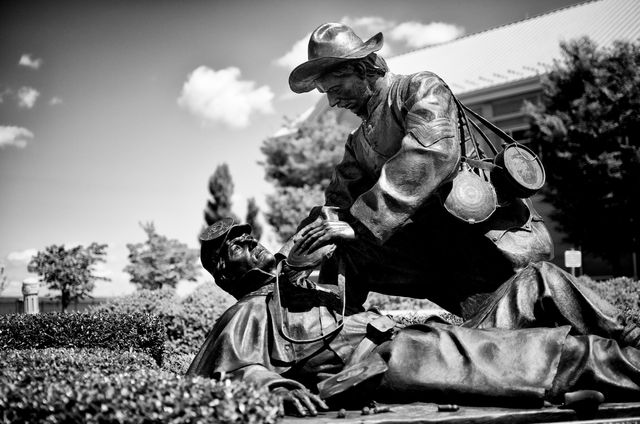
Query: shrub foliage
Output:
[[1, 356, 281, 424], [0, 311, 165, 364], [580, 275, 640, 325], [1, 347, 158, 375], [91, 283, 234, 357]]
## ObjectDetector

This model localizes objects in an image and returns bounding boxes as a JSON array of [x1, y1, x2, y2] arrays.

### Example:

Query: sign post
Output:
[[564, 249, 582, 277]]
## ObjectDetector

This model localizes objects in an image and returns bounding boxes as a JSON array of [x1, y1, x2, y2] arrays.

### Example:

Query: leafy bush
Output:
[[580, 275, 640, 325], [178, 282, 234, 354], [92, 283, 233, 359], [1, 348, 158, 375], [0, 311, 165, 364], [91, 288, 186, 351], [162, 352, 196, 375], [0, 364, 282, 423]]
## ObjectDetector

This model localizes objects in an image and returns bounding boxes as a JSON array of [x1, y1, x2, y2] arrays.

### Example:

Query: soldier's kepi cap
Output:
[[200, 218, 252, 276]]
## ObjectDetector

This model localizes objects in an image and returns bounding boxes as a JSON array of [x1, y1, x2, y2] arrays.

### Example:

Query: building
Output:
[[297, 0, 640, 276]]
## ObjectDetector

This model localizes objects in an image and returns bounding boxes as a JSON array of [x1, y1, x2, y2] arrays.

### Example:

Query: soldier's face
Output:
[[315, 73, 372, 117], [222, 233, 276, 278]]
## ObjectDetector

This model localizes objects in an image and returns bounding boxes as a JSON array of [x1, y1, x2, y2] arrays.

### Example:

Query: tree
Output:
[[526, 37, 640, 272], [204, 163, 239, 226], [125, 222, 200, 290], [260, 111, 352, 241], [27, 243, 109, 312], [245, 197, 263, 241]]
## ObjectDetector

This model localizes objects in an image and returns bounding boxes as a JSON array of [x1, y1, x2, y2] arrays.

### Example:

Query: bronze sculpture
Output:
[[287, 23, 555, 318], [188, 220, 640, 417]]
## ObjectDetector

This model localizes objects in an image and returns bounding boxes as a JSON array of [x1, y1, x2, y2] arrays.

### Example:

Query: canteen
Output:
[[492, 143, 546, 199], [443, 164, 497, 224]]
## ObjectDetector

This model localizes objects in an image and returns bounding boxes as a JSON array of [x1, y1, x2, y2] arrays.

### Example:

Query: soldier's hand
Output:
[[297, 220, 355, 254], [273, 387, 329, 417]]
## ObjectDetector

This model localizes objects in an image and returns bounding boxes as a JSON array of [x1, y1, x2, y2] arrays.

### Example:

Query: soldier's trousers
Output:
[[373, 262, 640, 404], [463, 261, 640, 349]]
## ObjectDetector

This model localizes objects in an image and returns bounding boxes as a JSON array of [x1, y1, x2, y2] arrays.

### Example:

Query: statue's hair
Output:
[[327, 53, 388, 82]]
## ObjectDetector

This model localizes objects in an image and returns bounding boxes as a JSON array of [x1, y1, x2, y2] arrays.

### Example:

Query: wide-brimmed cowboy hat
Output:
[[200, 218, 252, 276], [289, 22, 384, 93]]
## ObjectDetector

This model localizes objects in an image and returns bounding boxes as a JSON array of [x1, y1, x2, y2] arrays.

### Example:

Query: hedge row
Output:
[[0, 352, 281, 424], [0, 312, 166, 364], [1, 348, 158, 376], [91, 284, 234, 357]]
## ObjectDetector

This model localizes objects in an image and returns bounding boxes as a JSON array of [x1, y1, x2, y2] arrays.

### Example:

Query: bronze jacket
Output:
[[320, 72, 554, 314], [185, 271, 379, 391]]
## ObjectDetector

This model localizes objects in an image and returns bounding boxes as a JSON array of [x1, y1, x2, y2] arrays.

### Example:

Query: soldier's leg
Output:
[[549, 334, 640, 402], [463, 261, 640, 348]]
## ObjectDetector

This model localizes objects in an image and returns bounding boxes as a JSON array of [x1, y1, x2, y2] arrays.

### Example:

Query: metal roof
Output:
[[388, 0, 640, 96]]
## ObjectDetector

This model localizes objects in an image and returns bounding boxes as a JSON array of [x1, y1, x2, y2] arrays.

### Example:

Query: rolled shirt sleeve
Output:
[[350, 74, 461, 243]]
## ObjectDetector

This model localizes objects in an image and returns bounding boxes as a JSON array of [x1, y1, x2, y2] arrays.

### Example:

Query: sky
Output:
[[1, 0, 586, 297]]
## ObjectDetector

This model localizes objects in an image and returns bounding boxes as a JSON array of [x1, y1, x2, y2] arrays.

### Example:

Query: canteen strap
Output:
[[467, 118, 500, 157], [458, 102, 519, 148]]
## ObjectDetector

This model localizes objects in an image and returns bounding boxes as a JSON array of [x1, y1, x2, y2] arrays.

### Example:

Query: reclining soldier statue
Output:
[[187, 219, 640, 417]]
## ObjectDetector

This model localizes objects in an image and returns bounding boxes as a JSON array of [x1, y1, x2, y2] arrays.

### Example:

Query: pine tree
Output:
[[204, 163, 239, 226], [245, 197, 263, 241]]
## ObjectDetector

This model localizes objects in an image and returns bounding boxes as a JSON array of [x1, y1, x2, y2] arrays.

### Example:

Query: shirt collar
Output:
[[365, 72, 397, 118], [234, 268, 275, 298]]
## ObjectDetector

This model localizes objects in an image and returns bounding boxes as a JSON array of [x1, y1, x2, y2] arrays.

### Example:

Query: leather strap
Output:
[[459, 102, 518, 148]]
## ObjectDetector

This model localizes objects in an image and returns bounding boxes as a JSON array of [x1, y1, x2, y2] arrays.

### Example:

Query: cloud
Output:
[[0, 89, 11, 104], [17, 86, 40, 108], [18, 54, 43, 70], [341, 16, 394, 35], [340, 16, 396, 56], [92, 261, 112, 278], [274, 18, 394, 70], [49, 96, 63, 106], [0, 126, 34, 149], [178, 66, 274, 128], [274, 33, 311, 70], [275, 17, 464, 70], [6, 248, 37, 264], [389, 21, 465, 48]]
